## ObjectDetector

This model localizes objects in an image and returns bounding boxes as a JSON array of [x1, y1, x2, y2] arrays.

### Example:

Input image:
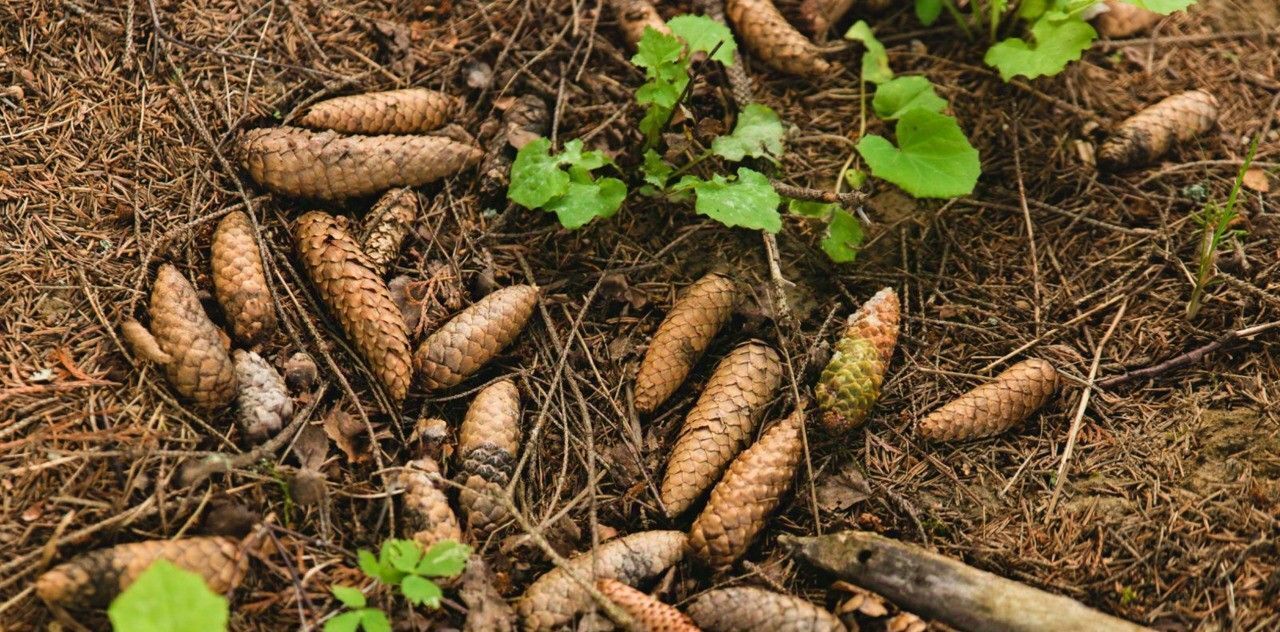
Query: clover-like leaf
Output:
[[872, 76, 948, 119], [675, 168, 782, 232], [400, 575, 444, 608], [324, 611, 365, 632], [509, 138, 570, 208], [985, 13, 1096, 81], [415, 540, 472, 578], [845, 21, 893, 84], [385, 539, 424, 574], [331, 586, 367, 609], [856, 109, 980, 198], [712, 103, 784, 163], [915, 0, 943, 25], [668, 15, 737, 65], [107, 561, 229, 632], [359, 609, 392, 632], [821, 209, 865, 263]]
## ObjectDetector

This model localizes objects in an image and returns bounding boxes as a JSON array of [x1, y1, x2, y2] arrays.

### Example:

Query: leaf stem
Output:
[[941, 0, 974, 40]]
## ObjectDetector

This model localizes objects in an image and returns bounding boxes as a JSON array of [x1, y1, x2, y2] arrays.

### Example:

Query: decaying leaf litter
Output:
[[3, 0, 1279, 630]]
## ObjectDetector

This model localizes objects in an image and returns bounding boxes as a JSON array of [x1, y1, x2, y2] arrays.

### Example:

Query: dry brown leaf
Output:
[[1242, 168, 1271, 193]]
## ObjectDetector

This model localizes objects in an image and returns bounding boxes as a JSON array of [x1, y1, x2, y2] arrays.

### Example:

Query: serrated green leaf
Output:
[[1121, 0, 1195, 14], [635, 72, 686, 109], [872, 76, 948, 119], [642, 149, 673, 189], [385, 540, 423, 574], [712, 104, 784, 163], [324, 611, 365, 632], [984, 14, 1096, 81], [107, 561, 229, 632], [667, 15, 737, 65], [357, 550, 383, 579], [844, 21, 894, 84], [856, 109, 980, 198], [915, 0, 943, 25], [632, 28, 684, 70], [639, 105, 671, 146], [509, 138, 570, 208], [788, 199, 837, 219], [545, 177, 627, 230], [400, 576, 444, 608], [360, 609, 392, 632], [679, 168, 782, 232], [559, 139, 611, 171], [415, 540, 473, 578], [331, 586, 366, 609], [821, 209, 864, 263]]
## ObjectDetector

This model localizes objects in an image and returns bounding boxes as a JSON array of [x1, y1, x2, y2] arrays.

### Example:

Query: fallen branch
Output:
[[782, 532, 1152, 632], [771, 180, 867, 208], [1096, 321, 1280, 389]]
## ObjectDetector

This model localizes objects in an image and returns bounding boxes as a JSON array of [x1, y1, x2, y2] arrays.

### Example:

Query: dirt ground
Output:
[[2, 0, 1278, 630]]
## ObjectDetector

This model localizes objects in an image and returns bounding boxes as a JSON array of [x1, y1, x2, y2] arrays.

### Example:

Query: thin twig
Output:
[[1096, 321, 1280, 389]]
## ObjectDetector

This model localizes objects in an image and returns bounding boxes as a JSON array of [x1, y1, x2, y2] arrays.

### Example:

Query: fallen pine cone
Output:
[[239, 127, 483, 200], [284, 351, 318, 393], [359, 187, 418, 277], [815, 287, 899, 434], [399, 457, 463, 550], [296, 88, 457, 135], [917, 358, 1059, 441], [689, 407, 804, 571], [211, 211, 276, 346], [457, 379, 522, 537], [517, 530, 688, 632], [798, 0, 891, 38], [726, 0, 831, 78], [607, 0, 671, 49], [233, 349, 293, 441], [686, 586, 844, 632], [36, 536, 248, 610], [596, 578, 700, 632], [1093, 0, 1162, 38], [415, 285, 539, 391], [461, 555, 518, 632], [1097, 90, 1219, 171], [634, 271, 738, 415], [478, 95, 550, 207], [660, 340, 783, 517], [294, 211, 412, 401]]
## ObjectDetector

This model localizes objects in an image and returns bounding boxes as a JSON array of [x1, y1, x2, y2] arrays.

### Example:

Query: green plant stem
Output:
[[670, 148, 714, 179], [942, 0, 974, 40], [1186, 136, 1258, 319]]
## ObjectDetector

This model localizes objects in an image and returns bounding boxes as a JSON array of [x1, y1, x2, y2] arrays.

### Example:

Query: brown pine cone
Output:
[[478, 95, 550, 207], [232, 349, 293, 441], [414, 285, 539, 391], [917, 358, 1059, 441], [634, 271, 738, 415], [399, 457, 463, 550], [1093, 0, 1162, 38], [607, 0, 671, 49], [36, 536, 248, 610], [457, 379, 522, 537], [726, 0, 831, 77], [517, 531, 688, 632], [686, 587, 844, 632], [1097, 90, 1219, 171], [239, 127, 483, 200], [359, 188, 418, 277], [596, 579, 701, 632], [146, 264, 238, 411], [296, 88, 457, 135], [689, 407, 804, 571], [210, 210, 276, 346], [294, 212, 412, 401], [659, 340, 783, 517]]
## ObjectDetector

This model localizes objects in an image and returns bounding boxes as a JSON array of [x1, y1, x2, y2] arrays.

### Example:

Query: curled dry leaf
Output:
[[689, 407, 805, 571], [461, 555, 518, 632], [517, 530, 689, 632], [289, 467, 329, 507], [1093, 0, 1161, 38], [36, 536, 248, 610], [659, 340, 783, 517], [284, 351, 318, 393], [1097, 90, 1219, 171], [146, 264, 238, 411], [232, 349, 293, 441], [296, 88, 457, 134], [457, 379, 522, 537], [323, 407, 364, 463], [1242, 168, 1270, 193], [399, 457, 463, 550], [833, 581, 889, 618], [634, 271, 738, 415], [726, 0, 831, 77], [815, 287, 900, 434], [359, 188, 418, 277], [239, 127, 483, 200], [292, 423, 330, 470], [608, 0, 670, 49], [596, 578, 701, 632], [294, 211, 412, 401], [479, 95, 550, 206], [886, 612, 929, 632], [211, 210, 277, 346], [686, 587, 844, 632], [916, 358, 1059, 441], [415, 284, 539, 391]]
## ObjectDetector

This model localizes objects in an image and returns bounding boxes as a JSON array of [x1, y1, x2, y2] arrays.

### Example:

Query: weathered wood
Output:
[[780, 532, 1151, 632]]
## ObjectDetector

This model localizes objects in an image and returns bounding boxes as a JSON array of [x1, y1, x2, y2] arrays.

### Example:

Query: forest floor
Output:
[[1, 0, 1278, 630]]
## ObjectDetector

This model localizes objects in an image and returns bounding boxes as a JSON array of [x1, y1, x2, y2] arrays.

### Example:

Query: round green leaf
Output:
[[509, 138, 570, 209], [856, 109, 980, 199], [872, 76, 948, 120], [712, 103, 785, 163], [686, 168, 782, 232], [108, 560, 229, 632], [667, 15, 737, 65], [821, 209, 865, 263], [984, 15, 1096, 81]]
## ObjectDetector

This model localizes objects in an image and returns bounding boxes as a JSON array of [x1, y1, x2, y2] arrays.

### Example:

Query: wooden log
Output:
[[780, 532, 1151, 632]]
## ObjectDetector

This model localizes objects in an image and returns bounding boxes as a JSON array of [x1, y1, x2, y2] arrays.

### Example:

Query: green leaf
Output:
[[821, 209, 865, 263], [632, 28, 684, 71], [545, 177, 627, 230], [984, 14, 1096, 81], [844, 21, 894, 84], [357, 550, 383, 580], [324, 611, 365, 632], [676, 168, 782, 232], [642, 149, 673, 189], [107, 560, 229, 632], [872, 76, 948, 119], [1121, 0, 1195, 14], [844, 168, 868, 190], [331, 586, 367, 609], [400, 575, 444, 608], [639, 105, 671, 146], [509, 138, 570, 208], [788, 199, 837, 219], [558, 139, 611, 171], [360, 609, 392, 632], [915, 0, 943, 25], [667, 15, 737, 65], [712, 104, 785, 163], [415, 540, 472, 578], [856, 109, 980, 198], [385, 540, 423, 574], [635, 70, 686, 109], [1018, 0, 1050, 19]]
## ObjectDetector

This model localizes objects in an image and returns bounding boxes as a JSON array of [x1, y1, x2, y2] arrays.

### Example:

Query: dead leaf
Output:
[[370, 20, 415, 77], [816, 463, 871, 513], [322, 407, 364, 463], [1243, 168, 1271, 193], [203, 495, 258, 537], [292, 423, 330, 470], [289, 468, 329, 507]]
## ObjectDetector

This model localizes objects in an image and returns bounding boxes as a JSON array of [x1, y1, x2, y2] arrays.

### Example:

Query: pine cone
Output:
[[359, 188, 418, 277], [399, 457, 463, 550], [686, 587, 844, 632], [294, 212, 412, 401], [210, 211, 276, 346], [414, 285, 539, 391], [815, 288, 899, 434], [607, 0, 671, 49], [726, 0, 831, 77], [1097, 90, 1218, 171], [145, 264, 238, 411], [232, 349, 293, 441], [457, 379, 522, 537], [596, 579, 700, 632], [917, 358, 1059, 441], [634, 271, 738, 415], [659, 340, 783, 517], [296, 88, 457, 135]]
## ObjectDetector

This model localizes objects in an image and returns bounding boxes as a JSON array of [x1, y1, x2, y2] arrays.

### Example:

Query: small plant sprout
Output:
[[325, 539, 471, 632], [1186, 137, 1256, 319]]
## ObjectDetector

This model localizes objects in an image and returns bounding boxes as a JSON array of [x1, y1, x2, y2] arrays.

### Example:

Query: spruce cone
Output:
[[689, 407, 805, 571], [1097, 90, 1219, 171], [607, 0, 671, 49], [399, 457, 463, 550], [457, 379, 522, 537], [211, 211, 276, 346], [359, 187, 418, 277], [634, 271, 738, 415], [726, 0, 831, 77], [239, 127, 483, 200], [596, 579, 701, 632], [917, 358, 1059, 441], [815, 288, 899, 434], [415, 285, 539, 391], [36, 537, 248, 610], [686, 587, 844, 632], [659, 340, 783, 517], [297, 88, 457, 135], [144, 264, 238, 411], [232, 349, 293, 441], [294, 212, 412, 401]]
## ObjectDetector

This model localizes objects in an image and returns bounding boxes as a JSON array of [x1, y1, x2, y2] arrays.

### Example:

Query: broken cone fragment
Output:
[[917, 358, 1059, 441], [297, 88, 457, 135], [726, 0, 831, 77], [400, 457, 464, 550], [359, 187, 419, 277], [36, 536, 248, 610], [596, 579, 701, 632], [457, 379, 522, 537], [607, 0, 670, 49], [211, 210, 277, 346], [815, 288, 900, 433], [233, 349, 293, 441], [414, 285, 539, 391], [1097, 90, 1218, 171], [634, 271, 738, 415], [686, 586, 844, 632]]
